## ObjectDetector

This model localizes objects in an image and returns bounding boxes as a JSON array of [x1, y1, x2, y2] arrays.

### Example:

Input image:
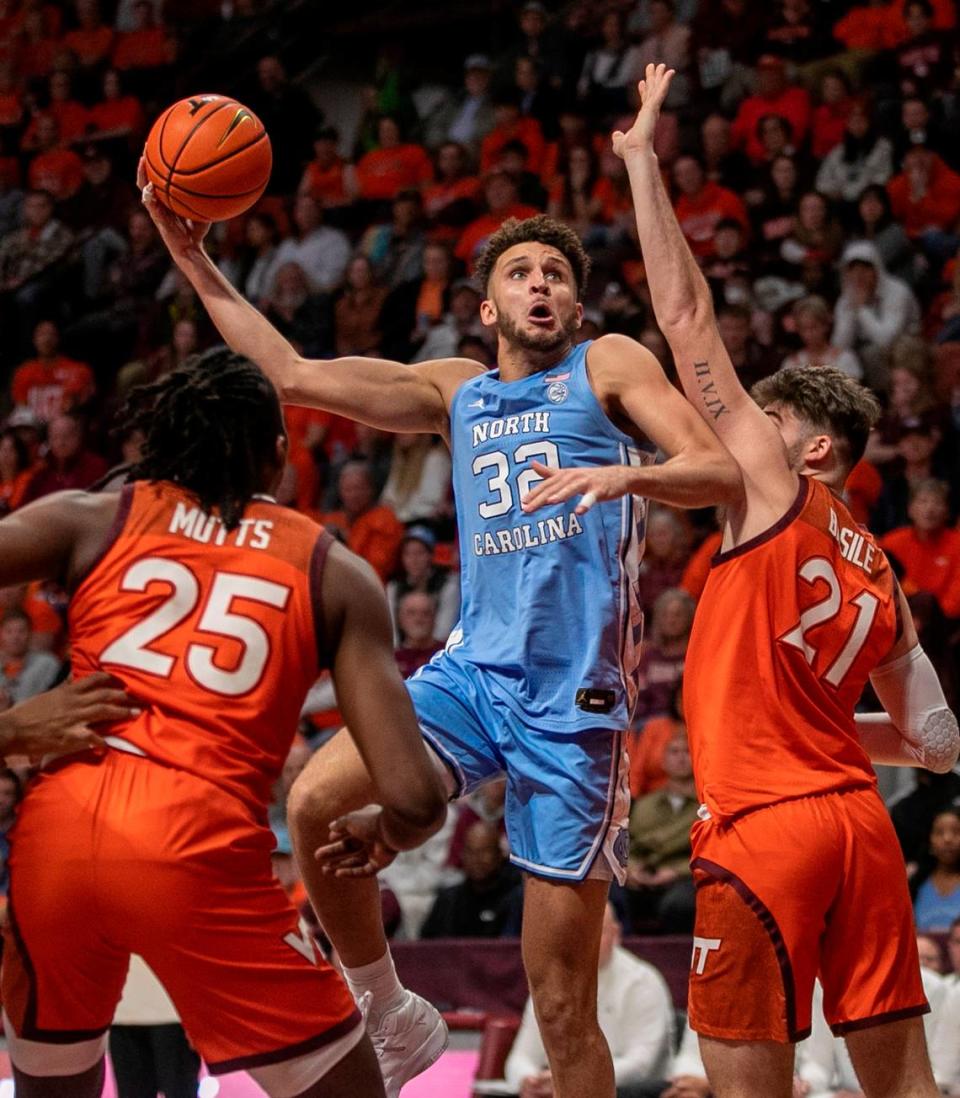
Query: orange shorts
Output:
[[688, 787, 927, 1043], [2, 750, 359, 1074]]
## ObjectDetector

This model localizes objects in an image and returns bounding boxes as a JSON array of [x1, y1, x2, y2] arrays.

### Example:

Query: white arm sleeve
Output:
[[857, 644, 959, 773]]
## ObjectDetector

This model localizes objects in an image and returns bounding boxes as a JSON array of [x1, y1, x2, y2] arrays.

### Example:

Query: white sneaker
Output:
[[359, 989, 448, 1097]]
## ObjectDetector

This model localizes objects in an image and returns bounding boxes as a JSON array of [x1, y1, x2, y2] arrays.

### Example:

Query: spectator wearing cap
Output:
[[455, 171, 540, 271], [354, 115, 433, 206], [61, 142, 137, 236], [386, 525, 459, 645], [319, 460, 404, 582], [5, 406, 44, 468], [297, 127, 355, 213], [22, 413, 108, 504], [423, 55, 496, 156], [672, 154, 749, 260], [882, 479, 960, 619], [730, 54, 811, 165], [394, 591, 445, 679], [831, 240, 921, 389], [888, 146, 960, 265], [12, 320, 95, 423]]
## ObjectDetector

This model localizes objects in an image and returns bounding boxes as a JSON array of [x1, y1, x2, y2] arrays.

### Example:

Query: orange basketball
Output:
[[143, 93, 272, 222]]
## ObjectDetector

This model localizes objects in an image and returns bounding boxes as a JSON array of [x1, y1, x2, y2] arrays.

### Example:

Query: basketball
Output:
[[143, 93, 272, 222]]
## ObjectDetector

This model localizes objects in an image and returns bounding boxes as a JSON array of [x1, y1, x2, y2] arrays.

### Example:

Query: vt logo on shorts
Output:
[[691, 936, 722, 975], [284, 928, 318, 965]]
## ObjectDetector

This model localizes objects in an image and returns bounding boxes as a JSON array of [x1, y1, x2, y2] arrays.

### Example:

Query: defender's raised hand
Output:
[[612, 63, 675, 159]]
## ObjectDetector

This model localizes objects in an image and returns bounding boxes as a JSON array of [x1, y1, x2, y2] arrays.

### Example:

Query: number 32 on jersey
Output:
[[100, 557, 290, 697]]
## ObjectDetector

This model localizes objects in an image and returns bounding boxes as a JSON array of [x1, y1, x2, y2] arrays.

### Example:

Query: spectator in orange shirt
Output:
[[810, 69, 853, 160], [887, 146, 960, 264], [86, 68, 146, 142], [672, 154, 749, 260], [628, 678, 685, 799], [832, 0, 899, 51], [422, 141, 482, 242], [354, 115, 433, 205], [0, 431, 34, 517], [21, 411, 108, 504], [455, 171, 540, 270], [23, 72, 89, 146], [320, 460, 404, 581], [63, 0, 115, 70], [297, 125, 355, 212], [12, 319, 95, 422], [25, 115, 83, 201], [730, 54, 811, 164], [111, 0, 175, 71], [881, 479, 960, 619], [480, 90, 546, 176]]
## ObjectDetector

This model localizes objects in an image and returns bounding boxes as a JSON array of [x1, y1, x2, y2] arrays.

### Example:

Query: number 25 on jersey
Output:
[[100, 557, 290, 697]]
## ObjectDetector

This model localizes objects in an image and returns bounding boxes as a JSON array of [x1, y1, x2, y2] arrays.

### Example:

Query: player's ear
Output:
[[806, 433, 833, 466], [479, 296, 497, 328], [275, 434, 288, 468]]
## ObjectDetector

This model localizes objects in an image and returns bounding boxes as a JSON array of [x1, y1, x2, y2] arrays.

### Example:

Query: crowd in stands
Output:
[[1, 0, 960, 1084]]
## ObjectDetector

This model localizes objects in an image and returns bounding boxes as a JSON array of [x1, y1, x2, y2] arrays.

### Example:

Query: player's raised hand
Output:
[[612, 62, 675, 160], [138, 155, 211, 260], [316, 804, 399, 878], [521, 461, 636, 515], [1, 673, 137, 762]]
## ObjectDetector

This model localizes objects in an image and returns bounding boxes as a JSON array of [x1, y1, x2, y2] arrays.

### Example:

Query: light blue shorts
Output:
[[406, 654, 629, 883]]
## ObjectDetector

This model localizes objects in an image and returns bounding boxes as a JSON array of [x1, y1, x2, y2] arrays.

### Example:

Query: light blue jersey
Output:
[[441, 339, 654, 733]]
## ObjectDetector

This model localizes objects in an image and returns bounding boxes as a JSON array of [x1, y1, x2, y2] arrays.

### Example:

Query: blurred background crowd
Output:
[[0, 0, 958, 1034]]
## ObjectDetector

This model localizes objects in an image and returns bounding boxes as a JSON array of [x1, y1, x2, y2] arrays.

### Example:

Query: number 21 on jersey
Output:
[[779, 557, 881, 688], [100, 557, 290, 697]]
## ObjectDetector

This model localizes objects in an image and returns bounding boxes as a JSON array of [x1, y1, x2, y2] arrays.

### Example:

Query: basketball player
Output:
[[0, 350, 447, 1098], [141, 168, 740, 1097], [524, 65, 960, 1098]]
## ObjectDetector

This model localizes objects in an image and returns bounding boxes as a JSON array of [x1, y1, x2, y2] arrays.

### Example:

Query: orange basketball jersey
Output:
[[70, 481, 332, 812], [686, 476, 899, 821]]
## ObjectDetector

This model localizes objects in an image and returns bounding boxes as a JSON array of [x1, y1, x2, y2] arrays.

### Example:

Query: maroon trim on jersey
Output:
[[309, 529, 336, 670], [5, 890, 111, 1044], [70, 482, 135, 593], [831, 1001, 930, 1036], [208, 1008, 362, 1074], [691, 856, 809, 1043], [711, 476, 810, 567]]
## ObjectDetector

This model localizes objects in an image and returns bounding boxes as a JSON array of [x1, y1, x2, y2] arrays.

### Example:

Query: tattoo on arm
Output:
[[693, 360, 729, 420]]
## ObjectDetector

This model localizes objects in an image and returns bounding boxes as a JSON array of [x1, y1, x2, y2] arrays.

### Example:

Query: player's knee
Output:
[[287, 766, 339, 839], [529, 975, 596, 1045]]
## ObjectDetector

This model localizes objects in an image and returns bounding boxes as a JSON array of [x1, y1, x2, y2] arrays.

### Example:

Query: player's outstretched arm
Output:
[[856, 584, 959, 773], [617, 65, 795, 511], [139, 164, 478, 436], [320, 543, 447, 867]]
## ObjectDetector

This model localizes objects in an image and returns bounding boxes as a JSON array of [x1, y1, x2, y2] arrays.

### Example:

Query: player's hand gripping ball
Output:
[[142, 93, 272, 222]]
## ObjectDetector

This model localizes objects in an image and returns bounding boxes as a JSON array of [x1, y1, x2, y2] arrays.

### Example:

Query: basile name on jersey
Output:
[[828, 506, 877, 573]]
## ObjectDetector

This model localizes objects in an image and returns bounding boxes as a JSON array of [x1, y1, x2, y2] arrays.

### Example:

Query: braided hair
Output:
[[118, 348, 284, 529]]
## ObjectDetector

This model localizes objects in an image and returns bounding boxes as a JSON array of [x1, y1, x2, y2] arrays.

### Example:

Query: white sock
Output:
[[343, 950, 406, 1019]]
